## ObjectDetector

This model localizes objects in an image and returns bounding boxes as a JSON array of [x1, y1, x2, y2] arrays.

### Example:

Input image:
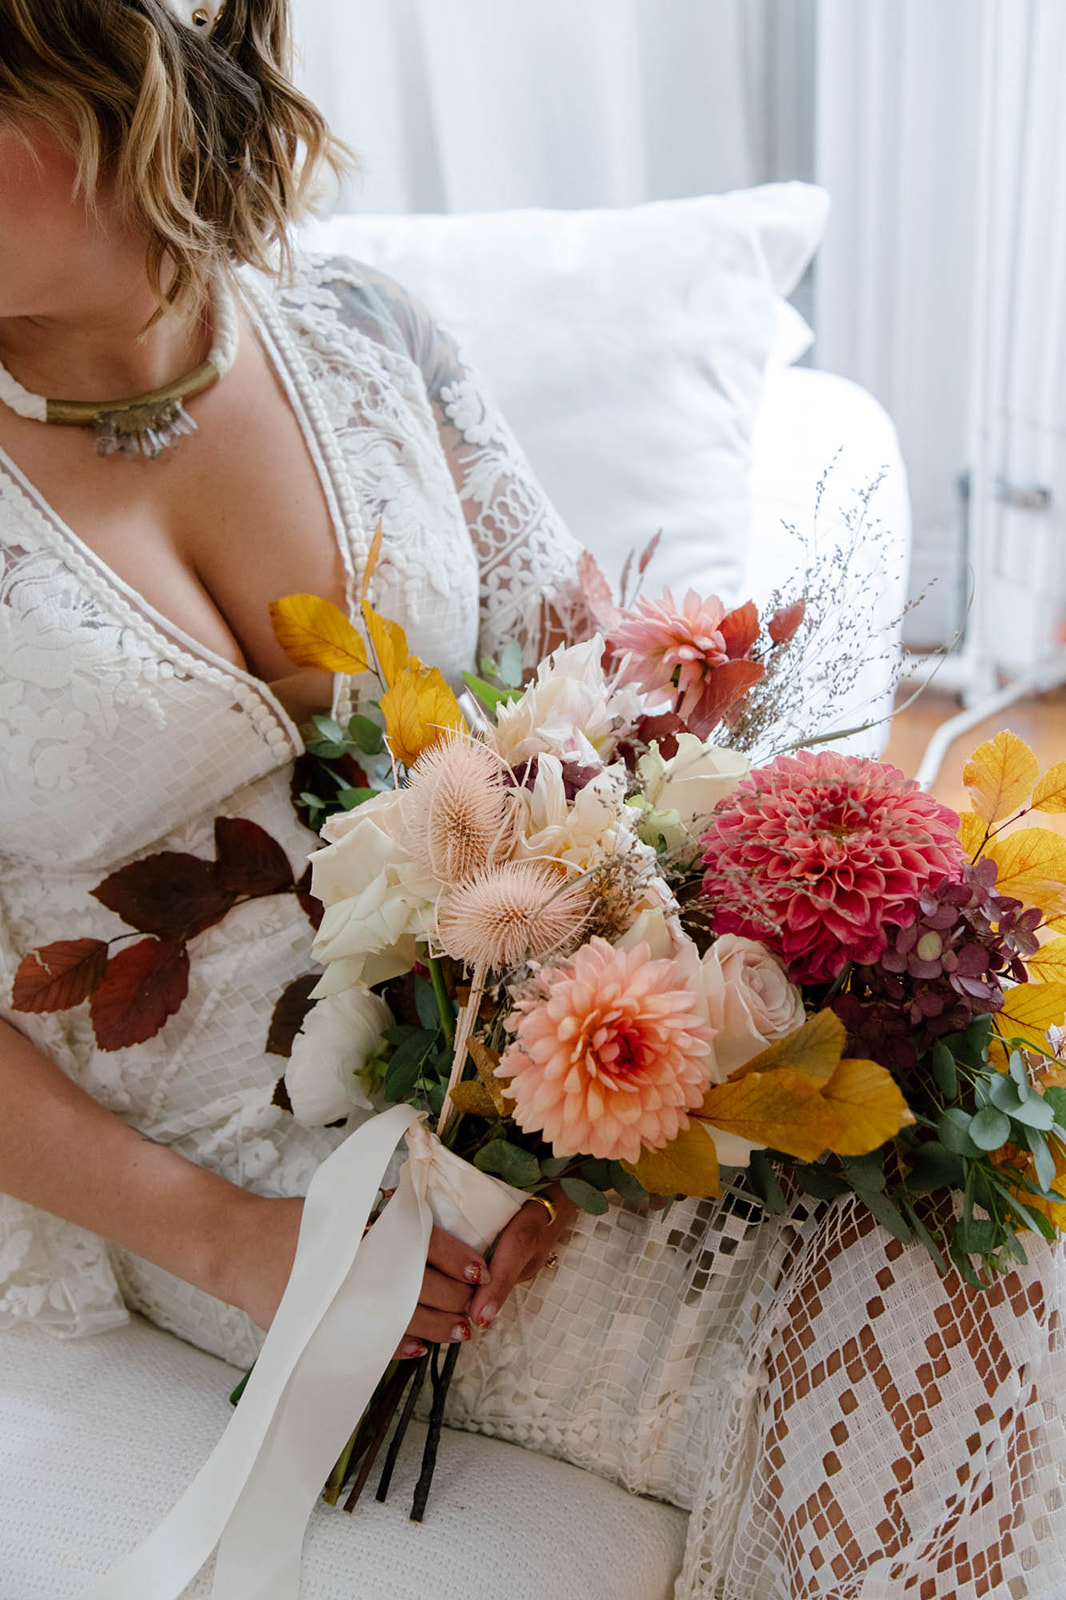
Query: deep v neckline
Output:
[[0, 273, 368, 759]]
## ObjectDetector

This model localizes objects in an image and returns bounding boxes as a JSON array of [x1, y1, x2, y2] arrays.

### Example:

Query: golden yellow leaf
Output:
[[957, 810, 989, 860], [991, 1136, 1066, 1232], [700, 1057, 912, 1163], [361, 600, 410, 689], [268, 594, 369, 676], [1032, 760, 1066, 815], [994, 982, 1066, 1056], [360, 521, 384, 603], [622, 1120, 721, 1198], [1043, 913, 1066, 936], [715, 1008, 843, 1089], [381, 665, 465, 767], [448, 1079, 500, 1120], [467, 1037, 515, 1116], [984, 827, 1066, 915], [962, 730, 1039, 823], [817, 1057, 916, 1155], [1026, 939, 1066, 984]]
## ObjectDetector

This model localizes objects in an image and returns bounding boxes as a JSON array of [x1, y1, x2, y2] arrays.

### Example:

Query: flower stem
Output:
[[427, 956, 455, 1049], [410, 1341, 462, 1522]]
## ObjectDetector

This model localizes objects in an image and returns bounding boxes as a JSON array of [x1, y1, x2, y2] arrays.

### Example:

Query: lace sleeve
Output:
[[312, 256, 591, 668]]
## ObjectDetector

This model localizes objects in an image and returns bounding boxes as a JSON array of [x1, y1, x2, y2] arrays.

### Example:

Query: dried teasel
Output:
[[400, 736, 520, 885]]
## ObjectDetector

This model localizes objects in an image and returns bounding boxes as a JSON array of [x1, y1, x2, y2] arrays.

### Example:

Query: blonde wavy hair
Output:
[[0, 0, 350, 316]]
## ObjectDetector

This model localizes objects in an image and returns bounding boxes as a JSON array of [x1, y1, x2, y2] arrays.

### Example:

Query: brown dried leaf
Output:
[[719, 601, 759, 660], [637, 528, 663, 577], [92, 854, 236, 939], [11, 939, 110, 1014], [768, 598, 807, 645], [265, 973, 320, 1057], [467, 1036, 515, 1115], [89, 939, 190, 1051], [214, 817, 294, 897], [448, 1080, 500, 1120], [686, 659, 764, 739]]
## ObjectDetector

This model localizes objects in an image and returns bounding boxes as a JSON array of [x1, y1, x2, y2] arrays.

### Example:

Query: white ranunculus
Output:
[[517, 753, 634, 873], [309, 790, 438, 992], [687, 934, 806, 1082], [284, 987, 393, 1126], [493, 636, 640, 769], [636, 735, 749, 855]]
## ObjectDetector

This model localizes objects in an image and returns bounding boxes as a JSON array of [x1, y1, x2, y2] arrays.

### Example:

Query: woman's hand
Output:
[[466, 1187, 575, 1333], [395, 1225, 491, 1358]]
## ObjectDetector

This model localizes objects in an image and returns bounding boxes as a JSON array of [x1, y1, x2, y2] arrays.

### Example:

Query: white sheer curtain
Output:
[[290, 0, 814, 215]]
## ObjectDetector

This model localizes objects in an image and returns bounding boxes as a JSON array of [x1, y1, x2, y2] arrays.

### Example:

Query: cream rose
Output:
[[284, 986, 393, 1126], [309, 789, 438, 994], [691, 934, 806, 1081], [636, 735, 749, 855]]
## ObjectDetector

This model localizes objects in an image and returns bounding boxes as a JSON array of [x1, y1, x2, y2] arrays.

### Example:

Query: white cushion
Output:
[[301, 184, 829, 602], [0, 1319, 687, 1600]]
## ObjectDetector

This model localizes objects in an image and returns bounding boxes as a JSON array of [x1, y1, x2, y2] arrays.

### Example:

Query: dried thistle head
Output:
[[401, 736, 520, 885], [437, 862, 590, 971]]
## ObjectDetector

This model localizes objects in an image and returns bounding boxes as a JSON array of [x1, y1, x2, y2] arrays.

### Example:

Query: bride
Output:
[[1, 2, 1062, 1596]]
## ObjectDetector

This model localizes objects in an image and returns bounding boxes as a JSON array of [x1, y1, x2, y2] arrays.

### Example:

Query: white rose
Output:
[[309, 790, 438, 993], [615, 905, 683, 961], [691, 934, 806, 1081], [493, 636, 640, 769], [636, 736, 749, 855], [284, 986, 393, 1126]]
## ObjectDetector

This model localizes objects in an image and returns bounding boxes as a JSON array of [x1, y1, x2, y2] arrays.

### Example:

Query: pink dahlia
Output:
[[497, 938, 714, 1165], [700, 751, 965, 984], [611, 588, 730, 714]]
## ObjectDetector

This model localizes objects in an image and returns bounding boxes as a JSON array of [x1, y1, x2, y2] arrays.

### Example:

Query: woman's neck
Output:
[[0, 261, 210, 404]]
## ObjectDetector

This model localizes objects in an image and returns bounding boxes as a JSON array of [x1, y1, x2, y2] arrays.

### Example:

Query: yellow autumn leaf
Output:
[[994, 982, 1066, 1057], [1027, 939, 1066, 984], [1032, 760, 1066, 815], [362, 600, 410, 689], [268, 593, 369, 676], [991, 1133, 1066, 1232], [984, 827, 1066, 915], [957, 810, 988, 860], [1043, 913, 1066, 936], [714, 1007, 843, 1089], [359, 520, 384, 603], [448, 1079, 500, 1120], [622, 1119, 721, 1198], [962, 730, 1039, 824], [381, 665, 465, 767], [699, 1057, 912, 1163], [817, 1057, 916, 1156]]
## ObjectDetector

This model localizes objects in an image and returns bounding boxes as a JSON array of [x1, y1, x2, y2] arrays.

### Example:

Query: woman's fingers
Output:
[[419, 1263, 472, 1315], [467, 1193, 572, 1330], [404, 1305, 473, 1346], [426, 1224, 490, 1289]]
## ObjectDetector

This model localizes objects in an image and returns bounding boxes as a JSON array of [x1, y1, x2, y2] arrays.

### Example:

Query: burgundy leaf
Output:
[[214, 817, 294, 898], [89, 939, 190, 1051], [719, 601, 760, 660], [296, 864, 324, 931], [576, 551, 621, 634], [768, 598, 807, 645], [11, 939, 110, 1014], [272, 1076, 294, 1113], [636, 528, 663, 577], [266, 973, 320, 1058], [634, 712, 687, 761], [686, 660, 765, 738], [92, 854, 235, 939]]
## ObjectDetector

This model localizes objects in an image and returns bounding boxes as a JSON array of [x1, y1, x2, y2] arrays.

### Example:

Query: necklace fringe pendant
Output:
[[93, 398, 200, 460]]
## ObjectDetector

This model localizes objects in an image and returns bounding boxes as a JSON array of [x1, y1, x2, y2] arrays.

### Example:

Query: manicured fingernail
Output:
[[450, 1321, 472, 1342], [474, 1303, 497, 1329], [399, 1338, 427, 1359], [464, 1262, 486, 1285]]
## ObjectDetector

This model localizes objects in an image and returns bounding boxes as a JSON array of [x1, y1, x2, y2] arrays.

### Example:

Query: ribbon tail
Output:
[[78, 1104, 423, 1600]]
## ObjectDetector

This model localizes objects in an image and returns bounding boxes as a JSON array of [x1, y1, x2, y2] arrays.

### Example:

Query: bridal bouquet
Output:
[[261, 541, 1066, 1512]]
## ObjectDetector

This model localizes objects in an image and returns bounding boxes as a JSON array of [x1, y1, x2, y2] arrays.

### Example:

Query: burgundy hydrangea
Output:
[[700, 750, 966, 983], [833, 858, 1042, 1070]]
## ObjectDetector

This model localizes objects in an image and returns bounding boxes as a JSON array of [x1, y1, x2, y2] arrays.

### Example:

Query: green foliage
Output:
[[560, 1176, 610, 1215]]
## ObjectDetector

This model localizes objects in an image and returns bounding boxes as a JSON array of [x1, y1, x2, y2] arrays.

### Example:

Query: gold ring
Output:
[[527, 1194, 557, 1228], [545, 1252, 559, 1270]]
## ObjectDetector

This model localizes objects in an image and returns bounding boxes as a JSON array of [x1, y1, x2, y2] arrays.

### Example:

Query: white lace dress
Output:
[[1, 256, 1063, 1599]]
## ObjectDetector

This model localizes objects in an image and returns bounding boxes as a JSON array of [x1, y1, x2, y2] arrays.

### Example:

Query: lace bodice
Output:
[[2, 256, 1064, 1600]]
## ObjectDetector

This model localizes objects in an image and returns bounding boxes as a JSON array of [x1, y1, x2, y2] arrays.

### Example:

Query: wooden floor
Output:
[[884, 683, 1066, 838]]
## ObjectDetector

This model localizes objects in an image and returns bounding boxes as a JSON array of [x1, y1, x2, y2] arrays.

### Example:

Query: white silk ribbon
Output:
[[78, 1106, 527, 1600]]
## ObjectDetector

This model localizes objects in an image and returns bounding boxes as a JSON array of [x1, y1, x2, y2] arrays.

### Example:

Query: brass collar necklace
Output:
[[0, 276, 240, 461]]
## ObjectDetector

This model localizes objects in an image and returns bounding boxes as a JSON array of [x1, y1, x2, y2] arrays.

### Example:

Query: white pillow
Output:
[[301, 185, 828, 602]]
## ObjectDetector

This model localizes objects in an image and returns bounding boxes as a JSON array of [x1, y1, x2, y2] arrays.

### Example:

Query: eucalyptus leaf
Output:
[[578, 1159, 613, 1191], [539, 1155, 571, 1180], [1009, 1095, 1056, 1131], [1023, 1125, 1056, 1194], [1043, 1085, 1066, 1127], [948, 1233, 989, 1291], [346, 713, 385, 754], [860, 1189, 913, 1244], [985, 1073, 1024, 1114], [796, 1165, 850, 1200], [938, 1108, 981, 1158], [1008, 1051, 1031, 1099], [969, 1105, 1012, 1151], [306, 738, 348, 760], [904, 1142, 965, 1194], [312, 715, 345, 742], [414, 976, 441, 1030], [747, 1151, 787, 1216], [900, 1198, 949, 1274], [474, 1141, 541, 1189], [497, 638, 524, 689], [841, 1152, 887, 1193], [956, 1214, 999, 1255], [930, 1040, 958, 1099], [561, 1176, 611, 1215], [336, 787, 378, 810], [461, 672, 511, 713], [607, 1162, 649, 1203]]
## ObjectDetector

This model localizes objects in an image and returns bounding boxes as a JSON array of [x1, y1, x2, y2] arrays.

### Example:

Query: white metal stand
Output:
[[911, 651, 1066, 792]]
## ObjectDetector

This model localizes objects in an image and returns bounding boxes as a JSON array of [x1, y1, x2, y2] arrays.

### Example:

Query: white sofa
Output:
[[0, 192, 912, 1598]]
